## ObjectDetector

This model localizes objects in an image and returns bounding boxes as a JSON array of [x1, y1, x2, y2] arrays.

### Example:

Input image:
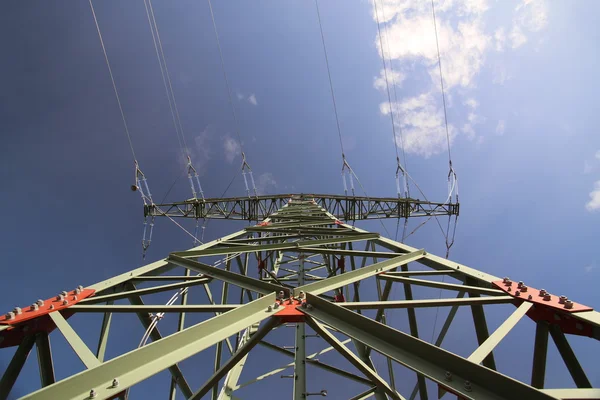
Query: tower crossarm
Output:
[[144, 193, 459, 221]]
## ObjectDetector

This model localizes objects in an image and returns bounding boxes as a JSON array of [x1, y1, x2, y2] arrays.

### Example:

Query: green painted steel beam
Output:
[[22, 294, 277, 400], [126, 285, 194, 398], [298, 247, 400, 259], [549, 325, 592, 388], [531, 322, 549, 389], [130, 275, 207, 281], [302, 293, 555, 400], [217, 326, 256, 400], [540, 389, 600, 399], [469, 292, 498, 370], [305, 317, 403, 400], [0, 334, 35, 398], [349, 387, 378, 400], [173, 233, 380, 258], [95, 300, 113, 363], [190, 317, 280, 400], [89, 229, 247, 295], [168, 255, 287, 295], [71, 304, 240, 313], [377, 275, 504, 296], [294, 250, 426, 296], [341, 296, 514, 310], [49, 312, 100, 369], [468, 302, 532, 365], [80, 278, 211, 305], [35, 332, 55, 388], [383, 270, 457, 277]]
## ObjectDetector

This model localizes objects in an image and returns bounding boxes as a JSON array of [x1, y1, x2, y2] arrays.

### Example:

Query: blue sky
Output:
[[1, 0, 599, 398]]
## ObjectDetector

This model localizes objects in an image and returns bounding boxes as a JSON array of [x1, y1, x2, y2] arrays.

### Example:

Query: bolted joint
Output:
[[30, 304, 39, 311], [62, 300, 69, 306], [444, 371, 452, 382], [36, 299, 44, 307], [464, 380, 472, 392], [89, 389, 97, 399], [13, 307, 22, 315], [274, 302, 280, 309], [5, 312, 15, 320], [61, 291, 68, 297], [539, 289, 547, 297], [559, 295, 567, 304], [543, 293, 551, 301], [267, 305, 273, 312], [112, 378, 119, 388], [564, 299, 574, 309]]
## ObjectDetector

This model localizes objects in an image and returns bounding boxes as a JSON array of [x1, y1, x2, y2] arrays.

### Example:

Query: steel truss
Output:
[[144, 193, 459, 221], [1, 196, 597, 400]]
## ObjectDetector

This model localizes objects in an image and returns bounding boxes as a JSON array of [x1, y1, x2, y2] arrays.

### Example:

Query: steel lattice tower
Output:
[[0, 195, 597, 400]]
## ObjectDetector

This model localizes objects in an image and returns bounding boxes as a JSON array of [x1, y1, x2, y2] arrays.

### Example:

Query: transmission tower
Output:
[[1, 195, 597, 400]]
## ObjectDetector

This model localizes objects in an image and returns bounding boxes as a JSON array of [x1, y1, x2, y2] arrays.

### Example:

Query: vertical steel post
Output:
[[293, 252, 307, 399]]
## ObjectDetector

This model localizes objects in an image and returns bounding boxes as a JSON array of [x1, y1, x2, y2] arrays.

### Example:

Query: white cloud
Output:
[[223, 136, 241, 163], [383, 92, 456, 157], [255, 172, 277, 195], [515, 0, 548, 32], [494, 27, 506, 51], [236, 92, 258, 106], [464, 98, 478, 109], [585, 181, 600, 212], [496, 120, 505, 135], [509, 25, 527, 49], [374, 69, 406, 91]]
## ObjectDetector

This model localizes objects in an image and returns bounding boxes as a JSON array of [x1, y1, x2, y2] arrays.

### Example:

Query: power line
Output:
[[89, 0, 137, 161], [143, 0, 186, 158], [315, 0, 345, 157], [207, 0, 245, 155]]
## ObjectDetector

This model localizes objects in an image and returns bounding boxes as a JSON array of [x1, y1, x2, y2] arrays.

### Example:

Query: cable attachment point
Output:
[[241, 152, 258, 198], [395, 157, 409, 199], [187, 156, 205, 201], [446, 162, 459, 204], [141, 215, 155, 260], [341, 155, 355, 196], [133, 161, 154, 205]]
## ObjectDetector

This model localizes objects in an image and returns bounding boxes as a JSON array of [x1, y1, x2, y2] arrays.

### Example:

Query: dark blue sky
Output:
[[1, 0, 599, 398]]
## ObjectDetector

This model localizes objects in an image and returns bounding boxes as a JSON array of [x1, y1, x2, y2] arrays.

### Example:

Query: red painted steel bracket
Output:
[[493, 279, 594, 337], [0, 287, 95, 348], [256, 221, 271, 227], [274, 299, 306, 323]]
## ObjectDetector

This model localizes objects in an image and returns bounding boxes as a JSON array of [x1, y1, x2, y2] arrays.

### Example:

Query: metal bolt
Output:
[[559, 296, 567, 304], [518, 281, 524, 289], [301, 302, 307, 309], [36, 299, 44, 306], [515, 291, 520, 296], [77, 285, 84, 291], [63, 300, 68, 306], [507, 287, 511, 292], [503, 277, 509, 283], [57, 294, 65, 301], [72, 296, 78, 301], [49, 304, 55, 310], [13, 307, 22, 315], [61, 291, 67, 297], [464, 380, 472, 392], [444, 371, 452, 381], [299, 291, 305, 299], [112, 378, 119, 388], [307, 304, 313, 310], [75, 288, 82, 295], [89, 389, 97, 398], [543, 294, 551, 301], [565, 300, 574, 309], [528, 295, 533, 300], [539, 289, 546, 296], [521, 284, 528, 292], [278, 291, 285, 300], [5, 312, 15, 320], [267, 305, 273, 312], [30, 304, 39, 311], [274, 302, 280, 309]]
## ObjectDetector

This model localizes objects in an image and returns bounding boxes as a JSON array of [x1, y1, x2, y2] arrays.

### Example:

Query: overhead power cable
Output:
[[207, 0, 258, 198]]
